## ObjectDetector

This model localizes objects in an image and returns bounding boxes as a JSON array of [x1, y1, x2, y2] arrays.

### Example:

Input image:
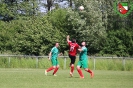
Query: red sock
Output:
[[87, 69, 92, 73], [77, 68, 84, 77], [71, 65, 74, 73], [47, 67, 54, 72], [53, 67, 59, 74]]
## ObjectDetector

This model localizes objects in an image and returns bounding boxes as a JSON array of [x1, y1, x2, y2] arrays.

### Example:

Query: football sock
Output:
[[71, 65, 74, 73], [47, 67, 54, 72], [77, 68, 84, 77], [87, 69, 94, 78], [87, 69, 92, 73], [53, 67, 59, 74]]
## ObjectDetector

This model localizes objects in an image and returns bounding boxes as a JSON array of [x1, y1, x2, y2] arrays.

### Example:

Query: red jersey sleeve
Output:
[[68, 41, 71, 45], [76, 43, 80, 48]]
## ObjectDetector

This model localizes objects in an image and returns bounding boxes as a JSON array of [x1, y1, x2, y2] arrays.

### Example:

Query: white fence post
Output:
[[93, 56, 96, 70], [64, 56, 66, 69], [36, 57, 38, 68], [123, 57, 125, 70], [8, 57, 10, 68]]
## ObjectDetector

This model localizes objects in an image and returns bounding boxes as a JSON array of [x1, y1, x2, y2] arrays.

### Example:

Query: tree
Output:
[[69, 0, 73, 7], [10, 16, 64, 55], [102, 29, 133, 56], [0, 2, 14, 21], [68, 0, 107, 54], [47, 0, 54, 11]]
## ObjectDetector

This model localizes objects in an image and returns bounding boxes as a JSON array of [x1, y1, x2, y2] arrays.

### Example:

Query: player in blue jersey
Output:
[[45, 43, 61, 76], [77, 42, 94, 78]]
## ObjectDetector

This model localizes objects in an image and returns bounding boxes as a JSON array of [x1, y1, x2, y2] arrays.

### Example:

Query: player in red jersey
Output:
[[67, 35, 80, 77]]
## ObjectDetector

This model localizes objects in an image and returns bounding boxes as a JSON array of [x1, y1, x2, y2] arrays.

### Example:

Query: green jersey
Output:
[[51, 47, 59, 59], [79, 46, 87, 60]]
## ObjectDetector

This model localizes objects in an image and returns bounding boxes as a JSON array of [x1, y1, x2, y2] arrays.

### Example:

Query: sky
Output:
[[39, 0, 70, 13]]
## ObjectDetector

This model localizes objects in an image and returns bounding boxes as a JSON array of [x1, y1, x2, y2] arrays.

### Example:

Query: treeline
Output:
[[0, 0, 133, 56]]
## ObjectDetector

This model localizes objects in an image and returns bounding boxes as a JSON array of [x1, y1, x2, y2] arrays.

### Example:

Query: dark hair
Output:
[[72, 39, 76, 43]]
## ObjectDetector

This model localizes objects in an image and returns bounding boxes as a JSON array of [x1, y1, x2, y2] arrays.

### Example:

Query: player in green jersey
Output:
[[77, 42, 94, 79], [45, 43, 61, 76]]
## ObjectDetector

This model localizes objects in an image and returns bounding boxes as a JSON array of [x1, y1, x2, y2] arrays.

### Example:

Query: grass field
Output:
[[0, 68, 133, 88]]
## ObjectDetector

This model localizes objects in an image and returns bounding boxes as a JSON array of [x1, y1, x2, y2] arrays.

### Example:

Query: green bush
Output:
[[0, 57, 9, 67]]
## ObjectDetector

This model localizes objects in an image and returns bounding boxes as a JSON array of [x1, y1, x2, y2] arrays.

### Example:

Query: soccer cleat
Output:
[[45, 70, 47, 76], [90, 72, 94, 78], [70, 72, 73, 77], [53, 74, 57, 76]]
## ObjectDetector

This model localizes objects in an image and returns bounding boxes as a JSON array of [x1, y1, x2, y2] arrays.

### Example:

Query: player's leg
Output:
[[70, 56, 76, 74], [83, 60, 94, 78], [77, 61, 84, 78], [69, 54, 76, 77], [84, 68, 94, 78], [53, 59, 59, 76], [45, 59, 56, 75], [69, 54, 72, 66]]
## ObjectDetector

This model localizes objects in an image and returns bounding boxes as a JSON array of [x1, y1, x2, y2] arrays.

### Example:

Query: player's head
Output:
[[72, 39, 76, 43], [81, 42, 86, 46], [55, 43, 59, 47]]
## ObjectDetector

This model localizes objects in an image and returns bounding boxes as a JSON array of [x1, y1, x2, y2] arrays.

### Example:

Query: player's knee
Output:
[[57, 65, 59, 68], [71, 64, 74, 67], [77, 66, 80, 69], [53, 66, 56, 69], [84, 68, 88, 71]]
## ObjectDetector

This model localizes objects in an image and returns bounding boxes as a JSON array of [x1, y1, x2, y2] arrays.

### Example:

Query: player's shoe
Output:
[[80, 76, 84, 79], [53, 74, 57, 76], [70, 72, 73, 77], [45, 70, 47, 76], [90, 72, 94, 78]]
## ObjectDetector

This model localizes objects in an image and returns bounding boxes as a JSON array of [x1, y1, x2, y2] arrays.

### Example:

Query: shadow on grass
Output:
[[68, 76, 80, 78]]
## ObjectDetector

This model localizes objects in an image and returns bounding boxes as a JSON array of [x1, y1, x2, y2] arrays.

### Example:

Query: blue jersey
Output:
[[51, 47, 59, 59], [79, 46, 87, 60]]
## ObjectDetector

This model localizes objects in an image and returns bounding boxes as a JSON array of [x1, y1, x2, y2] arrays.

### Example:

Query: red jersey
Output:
[[68, 41, 80, 56]]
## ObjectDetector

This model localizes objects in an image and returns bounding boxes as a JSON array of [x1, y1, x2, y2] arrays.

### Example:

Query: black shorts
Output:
[[69, 54, 76, 64]]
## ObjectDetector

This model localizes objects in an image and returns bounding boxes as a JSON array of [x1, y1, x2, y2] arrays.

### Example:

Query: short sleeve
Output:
[[82, 47, 86, 51], [68, 41, 71, 45], [51, 47, 55, 53]]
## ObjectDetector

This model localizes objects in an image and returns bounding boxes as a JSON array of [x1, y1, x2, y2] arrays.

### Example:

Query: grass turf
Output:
[[0, 68, 133, 88]]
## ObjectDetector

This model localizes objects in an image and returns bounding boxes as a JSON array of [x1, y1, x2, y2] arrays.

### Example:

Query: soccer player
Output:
[[77, 42, 94, 79], [45, 43, 61, 76], [67, 35, 80, 77]]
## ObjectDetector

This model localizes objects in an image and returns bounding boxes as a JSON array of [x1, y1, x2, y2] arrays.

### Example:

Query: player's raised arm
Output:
[[67, 35, 70, 43]]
